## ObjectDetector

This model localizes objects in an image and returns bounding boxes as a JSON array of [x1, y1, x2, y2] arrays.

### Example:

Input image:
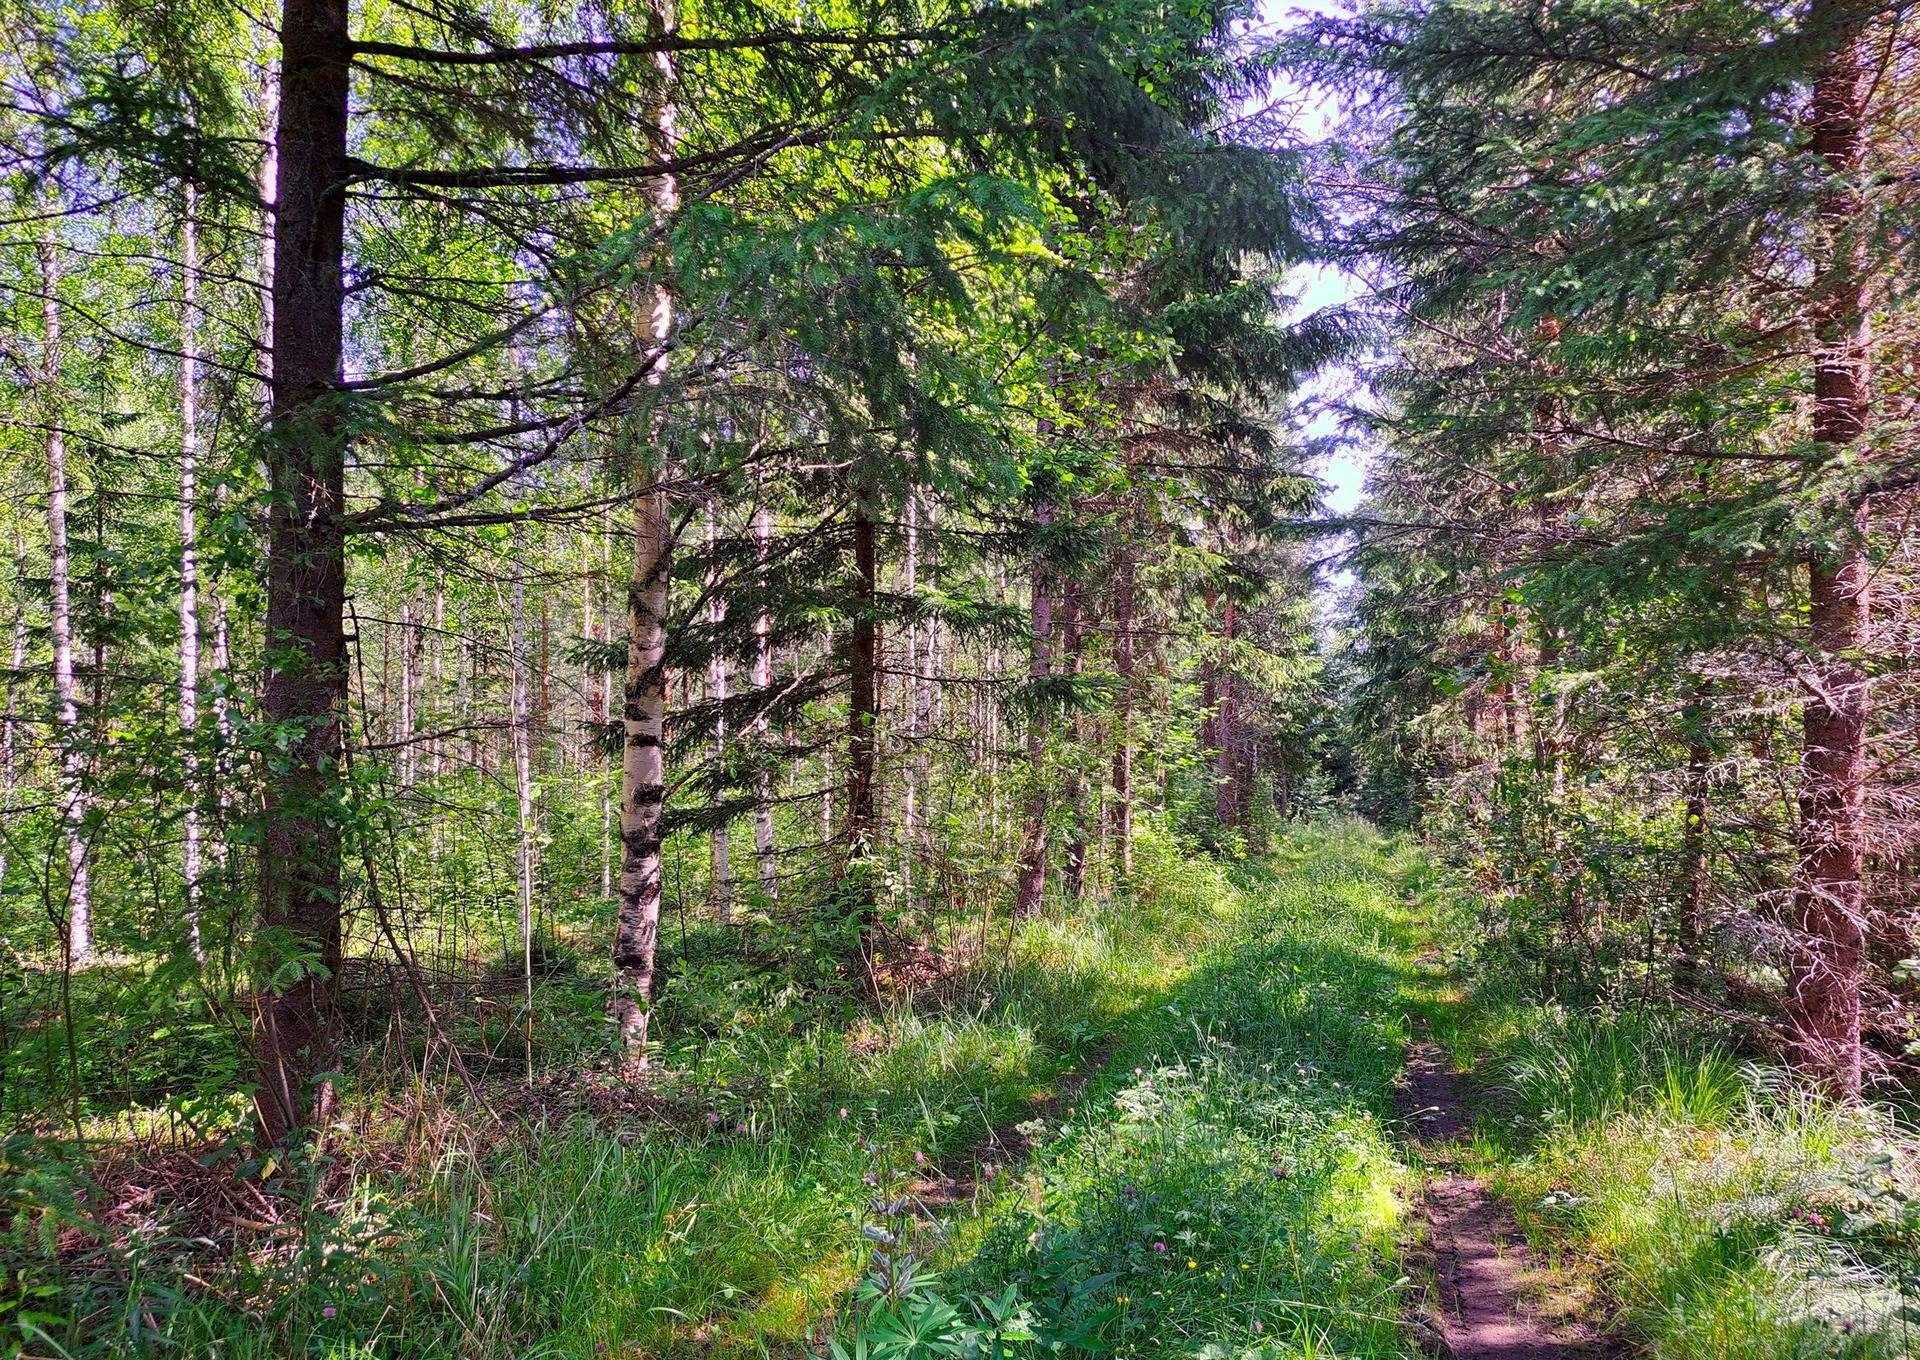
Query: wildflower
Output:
[[914, 1150, 927, 1165], [1252, 1321, 1263, 1335], [1116, 1295, 1130, 1305], [839, 1107, 850, 1118], [1187, 1259, 1197, 1270], [737, 1122, 748, 1133], [322, 1306, 337, 1319], [706, 1112, 722, 1124], [1153, 1241, 1166, 1252]]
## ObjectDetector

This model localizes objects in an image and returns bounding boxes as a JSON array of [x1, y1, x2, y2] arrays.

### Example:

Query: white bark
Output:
[[510, 543, 537, 1085], [40, 238, 92, 964], [613, 10, 679, 1062], [179, 188, 206, 961], [706, 498, 732, 922], [751, 497, 777, 901]]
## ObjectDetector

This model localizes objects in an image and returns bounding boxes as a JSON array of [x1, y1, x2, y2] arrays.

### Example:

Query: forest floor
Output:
[[44, 825, 1920, 1358]]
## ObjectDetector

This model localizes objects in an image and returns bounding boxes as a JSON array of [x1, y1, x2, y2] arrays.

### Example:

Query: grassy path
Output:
[[844, 823, 1430, 1359]]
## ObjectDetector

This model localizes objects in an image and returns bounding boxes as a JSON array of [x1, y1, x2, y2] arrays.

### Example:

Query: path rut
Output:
[[1403, 1039, 1614, 1360]]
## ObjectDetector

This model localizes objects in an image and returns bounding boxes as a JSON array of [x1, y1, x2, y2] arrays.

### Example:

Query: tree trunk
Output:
[[1013, 502, 1054, 919], [1060, 576, 1088, 901], [911, 492, 937, 877], [846, 493, 881, 966], [597, 520, 613, 899], [1678, 686, 1710, 988], [612, 17, 679, 1063], [0, 591, 26, 894], [511, 541, 537, 1085], [706, 498, 732, 922], [39, 238, 92, 967], [1784, 7, 1873, 1099], [1108, 546, 1136, 882], [178, 188, 206, 962], [1215, 593, 1239, 829], [254, 0, 351, 1145], [751, 497, 777, 902], [902, 489, 921, 906]]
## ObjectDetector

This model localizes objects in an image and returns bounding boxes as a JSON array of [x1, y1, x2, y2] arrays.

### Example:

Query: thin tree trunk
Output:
[[912, 493, 937, 877], [255, 0, 351, 1145], [510, 543, 537, 1086], [612, 14, 679, 1064], [39, 238, 92, 966], [0, 591, 26, 894], [751, 497, 777, 902], [1013, 502, 1054, 919], [178, 188, 206, 961], [1215, 593, 1239, 829], [1108, 547, 1136, 882], [847, 493, 881, 968], [902, 490, 920, 906], [1784, 7, 1873, 1098], [1678, 685, 1711, 987], [706, 498, 732, 922], [398, 596, 420, 786], [598, 517, 613, 899], [1060, 576, 1088, 901]]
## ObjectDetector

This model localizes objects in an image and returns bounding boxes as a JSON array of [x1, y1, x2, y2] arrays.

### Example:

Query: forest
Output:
[[1, 0, 1918, 1355]]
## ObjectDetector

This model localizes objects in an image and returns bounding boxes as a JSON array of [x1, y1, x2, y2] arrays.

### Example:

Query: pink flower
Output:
[[706, 1112, 722, 1124], [914, 1151, 927, 1165], [1153, 1241, 1166, 1252], [322, 1306, 337, 1319], [839, 1107, 850, 1119]]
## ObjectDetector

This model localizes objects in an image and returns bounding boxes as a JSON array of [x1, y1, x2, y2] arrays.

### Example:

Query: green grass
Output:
[[836, 820, 1425, 1359], [21, 822, 1433, 1360], [1410, 881, 1920, 1360]]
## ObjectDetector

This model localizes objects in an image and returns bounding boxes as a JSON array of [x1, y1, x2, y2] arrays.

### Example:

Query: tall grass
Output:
[[1478, 1007, 1920, 1360], [25, 826, 1276, 1359]]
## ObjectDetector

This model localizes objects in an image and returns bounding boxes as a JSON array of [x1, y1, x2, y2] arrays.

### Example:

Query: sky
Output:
[[1262, 0, 1378, 581]]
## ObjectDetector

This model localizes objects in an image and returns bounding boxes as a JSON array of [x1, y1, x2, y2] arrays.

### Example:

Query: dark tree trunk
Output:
[[1785, 6, 1873, 1099], [254, 0, 351, 1146]]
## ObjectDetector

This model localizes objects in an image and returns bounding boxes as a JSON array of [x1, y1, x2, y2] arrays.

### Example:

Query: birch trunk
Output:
[[847, 494, 881, 968], [39, 238, 92, 965], [612, 10, 679, 1063], [751, 498, 777, 901], [178, 188, 205, 961], [901, 491, 920, 905], [706, 499, 732, 923], [511, 545, 537, 1085]]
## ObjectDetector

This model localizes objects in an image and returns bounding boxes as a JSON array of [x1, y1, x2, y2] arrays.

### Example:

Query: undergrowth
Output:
[[1421, 882, 1920, 1360], [4, 825, 1296, 1359]]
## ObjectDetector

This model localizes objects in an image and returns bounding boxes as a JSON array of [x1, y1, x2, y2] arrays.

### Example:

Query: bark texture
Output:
[[1785, 6, 1874, 1098], [255, 0, 352, 1145]]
